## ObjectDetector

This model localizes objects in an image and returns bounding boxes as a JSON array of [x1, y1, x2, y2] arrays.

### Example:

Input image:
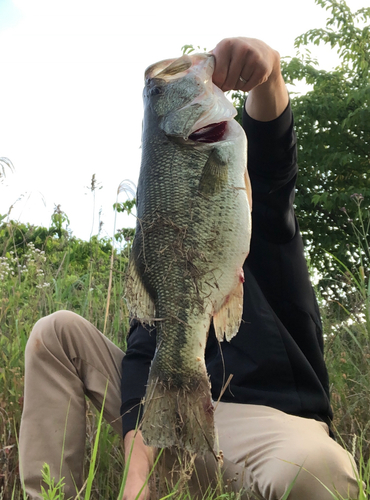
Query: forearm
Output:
[[121, 321, 156, 438], [243, 99, 298, 243], [121, 322, 157, 499], [245, 51, 289, 122]]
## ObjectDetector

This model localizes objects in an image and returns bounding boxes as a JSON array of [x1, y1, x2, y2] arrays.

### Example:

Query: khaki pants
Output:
[[19, 311, 359, 499]]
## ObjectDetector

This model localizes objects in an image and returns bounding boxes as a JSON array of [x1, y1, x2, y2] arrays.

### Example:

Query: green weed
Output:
[[1, 195, 370, 499]]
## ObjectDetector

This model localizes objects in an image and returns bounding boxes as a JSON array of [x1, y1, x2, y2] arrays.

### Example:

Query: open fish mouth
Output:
[[189, 121, 228, 143]]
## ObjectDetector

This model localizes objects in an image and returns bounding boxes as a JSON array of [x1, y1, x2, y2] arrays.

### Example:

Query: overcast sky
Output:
[[0, 0, 367, 241]]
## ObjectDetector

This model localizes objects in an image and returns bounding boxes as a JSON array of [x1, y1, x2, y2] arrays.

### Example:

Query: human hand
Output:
[[122, 430, 153, 500], [122, 473, 150, 500], [211, 36, 288, 121], [211, 37, 281, 93]]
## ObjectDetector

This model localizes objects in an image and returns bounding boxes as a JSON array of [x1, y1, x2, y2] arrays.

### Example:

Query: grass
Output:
[[0, 209, 130, 499], [1, 196, 370, 499]]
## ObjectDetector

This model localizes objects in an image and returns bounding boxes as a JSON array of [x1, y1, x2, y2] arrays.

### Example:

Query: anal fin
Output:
[[213, 276, 244, 342]]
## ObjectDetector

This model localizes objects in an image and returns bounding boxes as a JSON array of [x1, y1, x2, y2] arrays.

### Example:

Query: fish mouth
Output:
[[189, 121, 228, 143]]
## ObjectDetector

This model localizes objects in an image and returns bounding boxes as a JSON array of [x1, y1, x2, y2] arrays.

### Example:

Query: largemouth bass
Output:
[[125, 53, 252, 454]]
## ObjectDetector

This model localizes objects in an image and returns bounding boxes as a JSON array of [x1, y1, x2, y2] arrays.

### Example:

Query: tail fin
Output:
[[141, 374, 215, 455]]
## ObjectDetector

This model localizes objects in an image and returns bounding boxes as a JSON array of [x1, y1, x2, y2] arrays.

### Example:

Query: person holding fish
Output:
[[19, 37, 359, 500]]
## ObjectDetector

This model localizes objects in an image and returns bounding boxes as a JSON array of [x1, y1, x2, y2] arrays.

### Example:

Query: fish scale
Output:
[[125, 52, 252, 454]]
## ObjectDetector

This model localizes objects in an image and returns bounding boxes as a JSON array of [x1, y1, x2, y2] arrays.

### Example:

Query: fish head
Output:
[[143, 53, 237, 141]]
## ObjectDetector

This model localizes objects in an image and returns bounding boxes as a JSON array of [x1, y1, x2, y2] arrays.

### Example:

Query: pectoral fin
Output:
[[199, 149, 229, 196], [125, 259, 156, 324]]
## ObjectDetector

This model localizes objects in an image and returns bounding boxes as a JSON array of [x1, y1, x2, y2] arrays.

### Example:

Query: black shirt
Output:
[[120, 102, 333, 439]]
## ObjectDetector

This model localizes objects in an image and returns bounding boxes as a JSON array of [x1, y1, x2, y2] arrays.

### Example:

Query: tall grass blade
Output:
[[103, 179, 136, 335], [279, 464, 303, 500], [84, 380, 109, 500]]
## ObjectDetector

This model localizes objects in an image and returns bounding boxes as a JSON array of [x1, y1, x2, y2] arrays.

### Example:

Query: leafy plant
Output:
[[280, 0, 370, 286], [40, 464, 65, 500]]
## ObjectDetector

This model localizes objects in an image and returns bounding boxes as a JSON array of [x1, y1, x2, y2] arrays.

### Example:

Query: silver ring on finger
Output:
[[239, 75, 248, 84]]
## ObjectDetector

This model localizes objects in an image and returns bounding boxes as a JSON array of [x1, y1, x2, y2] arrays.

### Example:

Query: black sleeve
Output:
[[242, 100, 306, 324], [243, 101, 298, 244], [243, 102, 328, 391], [120, 321, 156, 439]]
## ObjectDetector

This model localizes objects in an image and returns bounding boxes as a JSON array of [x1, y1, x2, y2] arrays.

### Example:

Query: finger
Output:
[[220, 43, 249, 91], [244, 66, 270, 92], [211, 40, 233, 90], [235, 56, 270, 93], [235, 72, 252, 92], [233, 61, 255, 92]]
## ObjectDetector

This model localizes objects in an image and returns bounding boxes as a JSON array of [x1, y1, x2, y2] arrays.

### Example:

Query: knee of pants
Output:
[[26, 310, 84, 361], [259, 439, 359, 500]]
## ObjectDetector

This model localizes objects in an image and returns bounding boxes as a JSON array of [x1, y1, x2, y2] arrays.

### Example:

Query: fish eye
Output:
[[149, 86, 162, 96]]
